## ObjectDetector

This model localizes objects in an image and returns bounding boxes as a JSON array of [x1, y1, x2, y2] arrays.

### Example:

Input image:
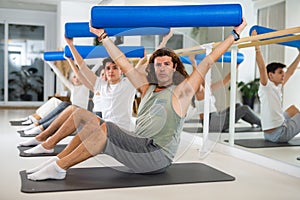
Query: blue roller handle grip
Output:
[[64, 45, 145, 59], [249, 25, 300, 48], [91, 4, 243, 28], [65, 22, 171, 38], [180, 52, 244, 65], [44, 51, 65, 61]]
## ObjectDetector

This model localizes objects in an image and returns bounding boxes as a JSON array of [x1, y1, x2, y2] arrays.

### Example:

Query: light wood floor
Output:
[[1, 109, 300, 200]]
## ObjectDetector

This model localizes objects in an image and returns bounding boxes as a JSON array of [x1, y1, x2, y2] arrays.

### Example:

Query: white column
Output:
[[229, 45, 238, 146], [200, 44, 212, 157]]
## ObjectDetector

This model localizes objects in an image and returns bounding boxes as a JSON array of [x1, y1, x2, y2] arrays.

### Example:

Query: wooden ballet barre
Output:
[[238, 34, 300, 49], [175, 26, 300, 56], [237, 26, 300, 44]]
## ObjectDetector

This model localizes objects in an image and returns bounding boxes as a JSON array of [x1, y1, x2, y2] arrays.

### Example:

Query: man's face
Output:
[[104, 62, 122, 84], [269, 68, 285, 85], [153, 56, 175, 86]]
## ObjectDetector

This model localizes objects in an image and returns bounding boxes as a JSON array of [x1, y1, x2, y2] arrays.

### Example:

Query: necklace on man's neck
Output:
[[156, 82, 173, 89]]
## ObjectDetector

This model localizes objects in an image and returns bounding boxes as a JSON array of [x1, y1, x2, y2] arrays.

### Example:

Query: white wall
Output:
[[57, 1, 94, 48], [283, 0, 300, 109]]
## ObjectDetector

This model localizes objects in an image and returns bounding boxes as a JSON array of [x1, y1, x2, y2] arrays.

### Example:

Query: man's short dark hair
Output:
[[266, 62, 286, 73], [102, 57, 114, 67]]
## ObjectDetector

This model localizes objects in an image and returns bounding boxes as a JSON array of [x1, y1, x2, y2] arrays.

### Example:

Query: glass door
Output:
[[0, 23, 4, 101], [7, 24, 45, 102]]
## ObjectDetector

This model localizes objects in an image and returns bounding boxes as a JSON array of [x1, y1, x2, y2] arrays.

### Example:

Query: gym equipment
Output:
[[17, 130, 38, 137], [224, 138, 300, 148], [65, 22, 171, 38], [44, 51, 65, 61], [183, 126, 262, 133], [18, 145, 67, 157], [249, 25, 300, 48], [20, 162, 235, 193], [64, 45, 145, 59], [180, 52, 244, 65], [91, 4, 242, 28]]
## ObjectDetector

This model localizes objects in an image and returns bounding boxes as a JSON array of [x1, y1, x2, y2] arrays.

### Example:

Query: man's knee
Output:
[[285, 105, 300, 117]]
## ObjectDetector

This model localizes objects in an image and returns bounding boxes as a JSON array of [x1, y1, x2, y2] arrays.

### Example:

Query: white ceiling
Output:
[[1, 0, 259, 12]]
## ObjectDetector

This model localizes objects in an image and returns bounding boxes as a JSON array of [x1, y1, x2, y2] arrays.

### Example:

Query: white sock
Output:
[[28, 115, 38, 123], [19, 138, 42, 147], [21, 119, 34, 125], [18, 123, 36, 132], [26, 156, 59, 174], [27, 161, 66, 181], [11, 116, 28, 122], [24, 126, 42, 135], [24, 144, 54, 154]]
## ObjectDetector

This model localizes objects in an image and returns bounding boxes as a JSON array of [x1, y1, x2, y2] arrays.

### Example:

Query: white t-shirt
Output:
[[258, 80, 284, 130], [70, 85, 89, 109], [93, 77, 136, 132], [47, 61, 89, 109]]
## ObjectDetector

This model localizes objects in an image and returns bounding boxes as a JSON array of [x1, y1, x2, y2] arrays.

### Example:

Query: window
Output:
[[7, 24, 45, 101]]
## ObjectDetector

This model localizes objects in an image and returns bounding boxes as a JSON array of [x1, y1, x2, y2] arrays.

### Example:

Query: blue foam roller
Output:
[[180, 52, 244, 65], [64, 45, 145, 59], [44, 51, 65, 61], [65, 22, 171, 38], [91, 4, 243, 28], [249, 25, 300, 48]]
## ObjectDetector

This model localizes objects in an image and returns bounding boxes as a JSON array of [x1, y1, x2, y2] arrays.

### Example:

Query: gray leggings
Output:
[[202, 103, 261, 132], [38, 102, 71, 129]]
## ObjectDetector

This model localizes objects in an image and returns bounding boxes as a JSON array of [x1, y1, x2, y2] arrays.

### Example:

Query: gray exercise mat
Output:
[[222, 127, 262, 133], [10, 121, 29, 126], [18, 144, 67, 157], [225, 138, 300, 148], [184, 119, 201, 123], [20, 163, 235, 193], [17, 130, 76, 137], [183, 126, 262, 133], [17, 130, 37, 137]]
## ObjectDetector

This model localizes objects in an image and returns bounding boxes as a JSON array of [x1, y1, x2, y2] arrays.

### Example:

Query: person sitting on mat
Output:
[[19, 58, 136, 148], [19, 29, 174, 151], [10, 96, 63, 125], [252, 29, 300, 143], [188, 55, 261, 132], [20, 59, 96, 136], [25, 18, 247, 180]]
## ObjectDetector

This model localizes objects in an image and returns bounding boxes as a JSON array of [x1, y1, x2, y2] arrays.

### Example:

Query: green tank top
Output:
[[135, 85, 185, 160]]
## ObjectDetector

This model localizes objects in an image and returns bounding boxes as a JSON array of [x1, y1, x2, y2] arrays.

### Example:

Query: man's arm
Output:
[[252, 29, 268, 86], [283, 48, 300, 85]]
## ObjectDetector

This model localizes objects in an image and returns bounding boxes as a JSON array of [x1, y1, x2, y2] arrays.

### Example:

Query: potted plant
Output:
[[237, 78, 260, 109], [8, 66, 43, 101]]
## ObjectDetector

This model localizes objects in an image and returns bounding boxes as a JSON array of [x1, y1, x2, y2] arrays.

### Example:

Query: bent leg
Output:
[[27, 121, 107, 181], [35, 105, 79, 142], [285, 105, 300, 118], [235, 105, 261, 126], [36, 97, 62, 118]]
